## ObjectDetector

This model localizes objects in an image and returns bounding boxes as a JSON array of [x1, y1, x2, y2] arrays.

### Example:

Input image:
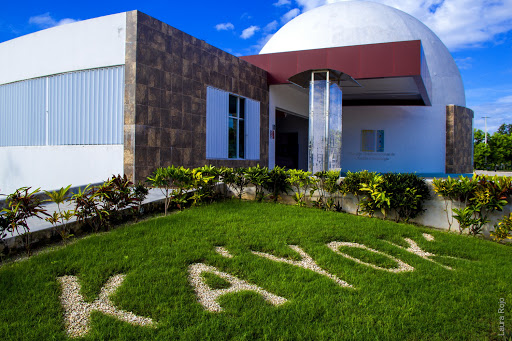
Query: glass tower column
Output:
[[308, 71, 343, 173]]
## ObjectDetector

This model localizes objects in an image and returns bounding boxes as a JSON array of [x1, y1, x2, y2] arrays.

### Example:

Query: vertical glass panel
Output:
[[239, 98, 245, 119], [308, 78, 328, 173], [229, 117, 237, 158], [328, 83, 342, 170], [239, 119, 245, 158], [376, 130, 385, 152], [229, 95, 237, 116], [361, 130, 376, 152]]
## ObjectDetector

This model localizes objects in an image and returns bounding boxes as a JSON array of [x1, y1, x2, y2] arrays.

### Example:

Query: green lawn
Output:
[[1, 201, 511, 340]]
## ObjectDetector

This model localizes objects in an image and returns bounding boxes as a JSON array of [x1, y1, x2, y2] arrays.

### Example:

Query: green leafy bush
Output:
[[1, 187, 48, 255], [381, 173, 430, 222], [286, 169, 312, 207], [434, 174, 512, 236], [44, 185, 74, 241], [264, 166, 290, 202], [245, 165, 271, 202], [491, 213, 512, 242]]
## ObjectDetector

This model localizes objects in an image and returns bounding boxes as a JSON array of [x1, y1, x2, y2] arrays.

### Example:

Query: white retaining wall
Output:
[[241, 180, 512, 237]]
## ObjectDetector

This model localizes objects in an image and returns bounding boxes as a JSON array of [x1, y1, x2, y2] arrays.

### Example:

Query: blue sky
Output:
[[1, 0, 511, 133]]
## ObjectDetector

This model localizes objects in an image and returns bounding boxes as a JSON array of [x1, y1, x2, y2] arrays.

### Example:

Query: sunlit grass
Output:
[[0, 200, 511, 340]]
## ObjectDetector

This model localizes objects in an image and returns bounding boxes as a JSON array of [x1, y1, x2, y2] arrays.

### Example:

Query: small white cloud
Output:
[[264, 20, 279, 32], [455, 57, 472, 70], [281, 8, 301, 23], [28, 12, 77, 29], [274, 0, 292, 6], [497, 95, 512, 104], [215, 22, 235, 31], [241, 25, 260, 39]]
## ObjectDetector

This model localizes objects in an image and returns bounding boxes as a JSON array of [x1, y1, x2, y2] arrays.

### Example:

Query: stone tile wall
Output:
[[446, 105, 474, 173], [124, 11, 269, 182]]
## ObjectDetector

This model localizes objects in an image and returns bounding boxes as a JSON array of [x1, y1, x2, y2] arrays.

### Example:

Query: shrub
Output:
[[341, 170, 378, 215], [434, 174, 512, 236], [1, 187, 48, 255], [44, 185, 75, 241], [264, 166, 291, 202], [310, 171, 342, 211], [286, 169, 312, 207], [245, 165, 271, 202], [381, 173, 430, 222], [491, 213, 512, 242], [221, 167, 250, 200]]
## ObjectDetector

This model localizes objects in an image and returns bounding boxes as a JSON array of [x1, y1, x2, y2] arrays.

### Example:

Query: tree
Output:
[[497, 123, 512, 135], [474, 126, 512, 170]]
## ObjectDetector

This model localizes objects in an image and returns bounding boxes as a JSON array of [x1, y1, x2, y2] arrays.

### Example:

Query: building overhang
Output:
[[241, 40, 432, 106]]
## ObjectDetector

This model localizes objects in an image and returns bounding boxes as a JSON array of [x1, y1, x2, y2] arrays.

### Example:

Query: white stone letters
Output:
[[58, 274, 155, 338], [252, 245, 353, 288], [326, 241, 414, 273], [188, 263, 287, 312]]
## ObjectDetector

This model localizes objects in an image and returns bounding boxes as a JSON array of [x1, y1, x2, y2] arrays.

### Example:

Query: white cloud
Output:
[[241, 25, 260, 39], [215, 22, 234, 31], [28, 12, 77, 29], [274, 0, 292, 6], [281, 8, 301, 23], [455, 57, 473, 70], [264, 20, 279, 32], [497, 95, 512, 104], [291, 0, 512, 51], [468, 88, 512, 132], [295, 0, 327, 11]]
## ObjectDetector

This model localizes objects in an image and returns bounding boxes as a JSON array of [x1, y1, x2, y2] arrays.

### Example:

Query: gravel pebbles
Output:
[[327, 242, 415, 273], [188, 263, 288, 312], [58, 274, 155, 338], [215, 246, 233, 258], [423, 233, 435, 241], [252, 245, 354, 288]]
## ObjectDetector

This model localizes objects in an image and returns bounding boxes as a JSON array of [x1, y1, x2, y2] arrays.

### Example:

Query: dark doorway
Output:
[[275, 110, 308, 170]]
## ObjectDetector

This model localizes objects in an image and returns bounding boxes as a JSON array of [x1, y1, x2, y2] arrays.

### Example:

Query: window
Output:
[[228, 95, 245, 159], [361, 130, 384, 152], [206, 86, 260, 160]]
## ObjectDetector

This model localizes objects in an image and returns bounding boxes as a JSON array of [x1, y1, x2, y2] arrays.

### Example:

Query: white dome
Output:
[[261, 1, 465, 106]]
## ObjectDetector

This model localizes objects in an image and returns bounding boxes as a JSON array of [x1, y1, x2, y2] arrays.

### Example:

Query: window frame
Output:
[[228, 94, 246, 159], [361, 129, 384, 153]]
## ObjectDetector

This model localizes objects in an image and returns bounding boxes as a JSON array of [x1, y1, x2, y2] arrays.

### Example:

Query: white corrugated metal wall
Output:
[[206, 86, 229, 159], [0, 66, 124, 147], [206, 86, 260, 160], [245, 99, 260, 160], [0, 77, 46, 146]]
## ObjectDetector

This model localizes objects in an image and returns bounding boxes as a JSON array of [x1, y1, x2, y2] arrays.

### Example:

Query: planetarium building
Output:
[[0, 1, 473, 193]]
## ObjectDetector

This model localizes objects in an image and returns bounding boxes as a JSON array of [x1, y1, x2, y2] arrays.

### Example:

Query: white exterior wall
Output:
[[0, 145, 123, 193], [261, 2, 467, 174], [341, 105, 446, 173], [0, 12, 126, 85]]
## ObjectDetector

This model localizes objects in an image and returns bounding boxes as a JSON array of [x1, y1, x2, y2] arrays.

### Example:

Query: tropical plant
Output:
[[1, 187, 48, 255], [286, 169, 312, 207], [264, 166, 290, 202], [309, 171, 342, 211], [382, 173, 430, 222], [72, 184, 108, 232], [358, 173, 390, 218], [222, 167, 250, 200], [341, 170, 378, 215], [491, 213, 512, 242], [245, 165, 271, 202], [132, 181, 149, 216], [44, 185, 75, 241]]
